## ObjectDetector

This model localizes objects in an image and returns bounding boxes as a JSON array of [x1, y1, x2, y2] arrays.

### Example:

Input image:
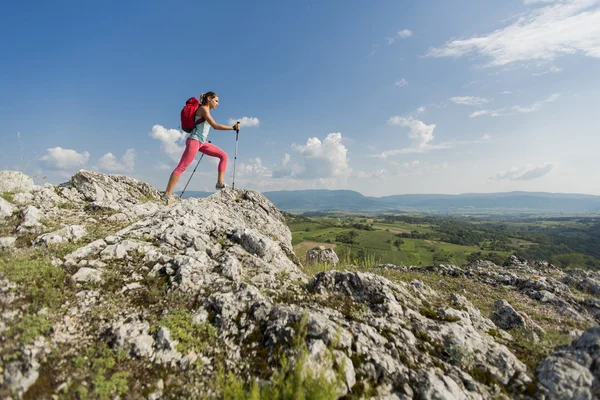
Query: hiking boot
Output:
[[215, 182, 227, 190], [162, 193, 180, 205]]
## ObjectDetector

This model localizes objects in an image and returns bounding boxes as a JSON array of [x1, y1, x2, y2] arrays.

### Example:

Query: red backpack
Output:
[[180, 97, 206, 133]]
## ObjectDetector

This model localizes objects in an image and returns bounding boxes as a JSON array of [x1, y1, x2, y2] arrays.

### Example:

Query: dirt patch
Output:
[[373, 225, 411, 234], [294, 241, 337, 252]]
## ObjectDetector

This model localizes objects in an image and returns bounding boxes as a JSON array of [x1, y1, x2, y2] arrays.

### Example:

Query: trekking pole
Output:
[[180, 153, 204, 198], [232, 121, 240, 189]]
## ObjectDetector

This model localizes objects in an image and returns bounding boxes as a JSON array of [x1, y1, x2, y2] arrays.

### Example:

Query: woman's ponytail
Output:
[[199, 91, 217, 106]]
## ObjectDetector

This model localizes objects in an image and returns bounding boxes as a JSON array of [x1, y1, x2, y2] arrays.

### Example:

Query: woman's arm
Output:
[[197, 106, 236, 131]]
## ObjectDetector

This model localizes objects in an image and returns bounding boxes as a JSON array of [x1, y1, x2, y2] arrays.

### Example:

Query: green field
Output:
[[286, 213, 600, 269]]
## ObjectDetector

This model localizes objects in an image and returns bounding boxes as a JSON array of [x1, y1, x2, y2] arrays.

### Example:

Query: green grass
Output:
[[8, 313, 53, 345], [0, 251, 67, 311], [1, 191, 15, 203], [157, 309, 218, 355], [290, 216, 514, 267]]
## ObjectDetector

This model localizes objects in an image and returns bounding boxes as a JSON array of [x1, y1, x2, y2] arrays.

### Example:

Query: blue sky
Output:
[[1, 0, 599, 196]]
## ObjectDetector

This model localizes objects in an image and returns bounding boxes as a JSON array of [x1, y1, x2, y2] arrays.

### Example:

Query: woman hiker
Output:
[[162, 92, 240, 205]]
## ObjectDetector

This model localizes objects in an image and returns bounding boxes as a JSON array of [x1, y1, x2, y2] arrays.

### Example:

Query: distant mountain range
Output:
[[182, 190, 600, 213]]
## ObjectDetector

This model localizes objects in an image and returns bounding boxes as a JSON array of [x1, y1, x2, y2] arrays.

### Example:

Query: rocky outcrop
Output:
[[0, 171, 35, 193], [68, 170, 161, 203], [536, 325, 600, 399], [0, 170, 598, 399]]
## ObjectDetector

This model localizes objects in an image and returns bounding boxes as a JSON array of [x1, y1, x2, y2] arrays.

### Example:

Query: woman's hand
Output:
[[233, 122, 240, 132]]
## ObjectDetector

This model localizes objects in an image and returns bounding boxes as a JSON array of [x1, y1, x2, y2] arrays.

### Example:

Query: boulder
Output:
[[491, 299, 526, 330], [70, 170, 161, 203], [33, 225, 87, 246], [536, 326, 600, 399], [0, 197, 14, 219], [306, 246, 339, 266], [0, 171, 35, 193]]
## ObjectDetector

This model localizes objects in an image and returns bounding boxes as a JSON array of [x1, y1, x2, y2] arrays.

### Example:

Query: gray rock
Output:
[[72, 267, 103, 283], [532, 289, 556, 302], [537, 353, 593, 400], [0, 236, 16, 249], [33, 225, 87, 246], [0, 171, 35, 193], [3, 338, 47, 397], [0, 197, 14, 219], [70, 170, 161, 203], [110, 319, 155, 358], [13, 186, 63, 209], [491, 300, 526, 330], [536, 326, 600, 399], [17, 205, 43, 233], [63, 239, 107, 267], [306, 246, 339, 266]]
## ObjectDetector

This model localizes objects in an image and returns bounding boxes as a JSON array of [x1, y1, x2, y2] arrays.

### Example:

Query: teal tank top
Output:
[[189, 116, 210, 143]]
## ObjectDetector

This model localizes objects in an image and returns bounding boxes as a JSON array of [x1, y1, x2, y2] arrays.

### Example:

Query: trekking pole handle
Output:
[[235, 121, 240, 133]]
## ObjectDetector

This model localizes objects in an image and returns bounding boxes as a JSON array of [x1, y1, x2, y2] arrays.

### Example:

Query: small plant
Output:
[[8, 313, 52, 345], [420, 307, 438, 319], [69, 344, 131, 399], [1, 191, 15, 203], [158, 309, 218, 354], [0, 253, 66, 310], [444, 341, 469, 367]]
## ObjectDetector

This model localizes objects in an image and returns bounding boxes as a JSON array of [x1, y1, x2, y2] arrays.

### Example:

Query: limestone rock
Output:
[[33, 225, 87, 246], [306, 246, 339, 266], [491, 300, 526, 330], [0, 237, 16, 249], [0, 197, 14, 219], [536, 326, 600, 399], [72, 267, 103, 283], [70, 170, 161, 203], [17, 205, 43, 233], [0, 171, 35, 193]]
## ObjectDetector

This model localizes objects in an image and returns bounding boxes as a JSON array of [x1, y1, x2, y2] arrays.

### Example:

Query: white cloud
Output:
[[356, 169, 389, 180], [97, 149, 135, 173], [482, 134, 492, 140], [388, 117, 434, 147], [39, 147, 89, 170], [227, 117, 260, 128], [386, 29, 414, 44], [470, 110, 501, 118], [490, 162, 556, 181], [148, 125, 186, 161], [379, 117, 452, 158], [397, 29, 413, 39], [469, 93, 559, 117], [154, 163, 172, 171], [532, 65, 563, 76], [450, 96, 490, 106], [388, 160, 449, 176], [512, 93, 560, 112], [289, 133, 351, 179], [427, 0, 600, 67], [417, 106, 426, 113], [395, 78, 408, 87], [237, 157, 272, 178]]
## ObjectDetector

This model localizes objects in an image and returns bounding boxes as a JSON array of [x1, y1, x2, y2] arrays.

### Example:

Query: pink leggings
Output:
[[173, 138, 228, 176]]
